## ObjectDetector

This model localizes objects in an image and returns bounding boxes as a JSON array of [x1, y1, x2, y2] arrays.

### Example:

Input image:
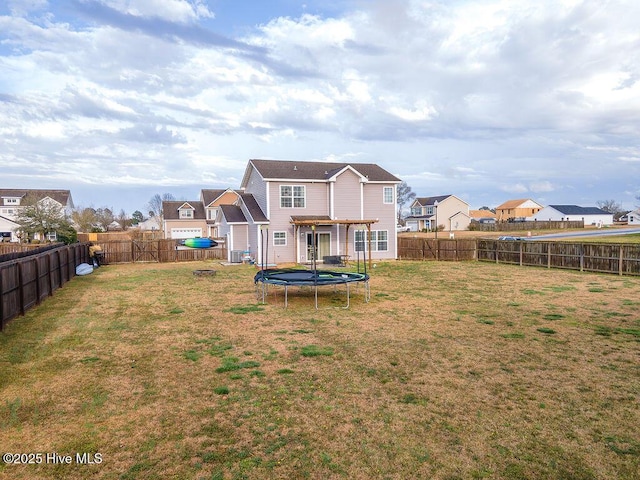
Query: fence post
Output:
[[0, 265, 4, 331], [519, 241, 523, 266], [580, 244, 584, 272], [47, 252, 53, 296], [619, 245, 624, 276], [18, 261, 25, 316], [35, 255, 41, 305]]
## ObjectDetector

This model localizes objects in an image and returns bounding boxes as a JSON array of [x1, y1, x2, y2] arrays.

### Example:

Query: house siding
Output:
[[333, 169, 362, 219], [244, 166, 268, 215], [530, 207, 613, 225], [164, 220, 206, 238], [362, 183, 396, 260]]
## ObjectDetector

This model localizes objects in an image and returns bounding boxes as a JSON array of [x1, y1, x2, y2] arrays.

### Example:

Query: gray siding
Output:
[[244, 165, 268, 216]]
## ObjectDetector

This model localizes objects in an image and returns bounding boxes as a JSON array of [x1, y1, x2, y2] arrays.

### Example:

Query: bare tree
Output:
[[148, 193, 175, 221], [71, 206, 98, 232], [397, 181, 416, 224], [596, 199, 623, 216], [94, 207, 115, 231]]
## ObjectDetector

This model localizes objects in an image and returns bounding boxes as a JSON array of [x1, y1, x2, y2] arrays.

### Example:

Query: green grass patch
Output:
[[537, 327, 556, 334], [183, 350, 201, 361], [215, 357, 261, 373], [213, 386, 230, 395], [477, 318, 495, 325], [543, 313, 565, 321], [300, 345, 334, 357], [277, 368, 295, 374], [500, 332, 525, 339], [224, 305, 265, 314]]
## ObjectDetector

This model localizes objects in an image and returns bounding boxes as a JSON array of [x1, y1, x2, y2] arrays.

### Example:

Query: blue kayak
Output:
[[184, 238, 217, 248]]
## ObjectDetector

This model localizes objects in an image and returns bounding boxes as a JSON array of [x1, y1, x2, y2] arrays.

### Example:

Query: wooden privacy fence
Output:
[[398, 238, 477, 261], [97, 239, 227, 264], [470, 221, 584, 232], [477, 239, 640, 275], [398, 237, 640, 276], [0, 243, 90, 330]]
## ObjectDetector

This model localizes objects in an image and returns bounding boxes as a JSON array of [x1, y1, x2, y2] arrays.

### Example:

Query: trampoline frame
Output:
[[254, 268, 370, 309], [254, 225, 372, 309]]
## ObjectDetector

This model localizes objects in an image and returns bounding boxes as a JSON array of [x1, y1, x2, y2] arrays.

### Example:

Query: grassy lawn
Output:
[[1, 260, 639, 479], [557, 234, 640, 244]]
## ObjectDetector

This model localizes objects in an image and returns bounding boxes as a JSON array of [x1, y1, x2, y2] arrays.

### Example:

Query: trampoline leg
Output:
[[315, 285, 318, 310], [344, 283, 350, 309], [284, 285, 288, 309]]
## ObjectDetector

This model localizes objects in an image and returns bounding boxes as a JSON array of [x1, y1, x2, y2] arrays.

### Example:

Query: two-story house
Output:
[[405, 195, 470, 232], [495, 199, 543, 222], [0, 189, 74, 242], [219, 159, 401, 265], [162, 188, 241, 239]]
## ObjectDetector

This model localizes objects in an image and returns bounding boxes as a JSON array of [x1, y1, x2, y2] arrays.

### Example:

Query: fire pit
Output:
[[193, 270, 216, 277]]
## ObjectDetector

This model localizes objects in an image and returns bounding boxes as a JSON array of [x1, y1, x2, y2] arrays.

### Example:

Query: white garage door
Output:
[[171, 228, 202, 239]]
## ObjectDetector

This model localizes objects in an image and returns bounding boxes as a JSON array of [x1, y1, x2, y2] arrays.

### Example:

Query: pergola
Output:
[[290, 216, 379, 269]]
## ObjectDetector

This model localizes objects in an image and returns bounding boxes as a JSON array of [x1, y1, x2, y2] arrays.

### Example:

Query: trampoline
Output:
[[254, 268, 370, 309], [254, 225, 371, 309]]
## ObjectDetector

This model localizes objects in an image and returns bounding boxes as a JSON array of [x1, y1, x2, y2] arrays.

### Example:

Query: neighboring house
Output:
[[469, 210, 497, 224], [0, 189, 74, 241], [107, 220, 123, 231], [621, 209, 640, 225], [405, 195, 471, 232], [495, 199, 543, 222], [136, 216, 162, 231], [528, 205, 614, 226], [0, 215, 20, 242], [162, 188, 241, 239], [163, 200, 207, 240], [230, 159, 401, 265]]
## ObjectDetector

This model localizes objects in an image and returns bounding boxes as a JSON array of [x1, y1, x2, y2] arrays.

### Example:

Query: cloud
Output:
[[70, 0, 263, 53], [1, 0, 639, 212]]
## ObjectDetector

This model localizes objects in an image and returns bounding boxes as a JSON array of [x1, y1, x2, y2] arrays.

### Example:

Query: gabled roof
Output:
[[242, 159, 401, 187], [201, 188, 239, 207], [0, 189, 73, 207], [548, 205, 609, 215], [469, 210, 497, 219], [0, 214, 20, 226], [219, 205, 247, 223], [413, 195, 454, 207], [496, 198, 542, 210], [162, 201, 206, 220], [239, 194, 268, 223]]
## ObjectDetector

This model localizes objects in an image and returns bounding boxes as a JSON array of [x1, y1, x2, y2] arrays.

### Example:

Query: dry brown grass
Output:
[[0, 260, 639, 479]]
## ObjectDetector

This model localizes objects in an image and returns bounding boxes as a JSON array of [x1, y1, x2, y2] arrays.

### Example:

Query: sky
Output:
[[1, 0, 639, 216]]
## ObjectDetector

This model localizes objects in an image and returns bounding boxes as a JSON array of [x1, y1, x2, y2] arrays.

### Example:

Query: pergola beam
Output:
[[289, 218, 378, 269]]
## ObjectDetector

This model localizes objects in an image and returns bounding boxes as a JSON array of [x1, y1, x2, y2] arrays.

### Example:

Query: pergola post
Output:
[[367, 223, 372, 270]]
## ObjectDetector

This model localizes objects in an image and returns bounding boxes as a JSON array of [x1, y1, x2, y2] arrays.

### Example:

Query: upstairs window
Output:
[[179, 209, 194, 219], [383, 187, 394, 204], [280, 185, 305, 208]]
